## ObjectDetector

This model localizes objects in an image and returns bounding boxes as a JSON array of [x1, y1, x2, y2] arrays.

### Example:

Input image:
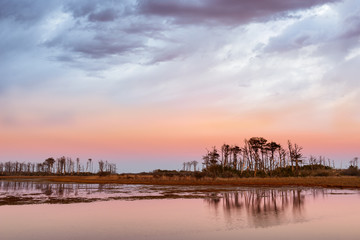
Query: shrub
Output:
[[341, 166, 360, 176], [194, 171, 205, 179], [314, 170, 330, 177], [98, 171, 111, 177], [271, 166, 295, 177]]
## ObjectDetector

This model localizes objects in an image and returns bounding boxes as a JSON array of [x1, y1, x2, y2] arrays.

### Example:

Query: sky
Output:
[[1, 0, 360, 172]]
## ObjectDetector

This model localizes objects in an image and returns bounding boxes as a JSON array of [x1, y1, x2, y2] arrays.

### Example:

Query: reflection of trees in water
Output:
[[292, 189, 305, 216], [0, 181, 111, 198], [205, 188, 324, 228]]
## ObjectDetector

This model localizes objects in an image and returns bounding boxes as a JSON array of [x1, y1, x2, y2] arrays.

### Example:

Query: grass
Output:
[[1, 175, 360, 189]]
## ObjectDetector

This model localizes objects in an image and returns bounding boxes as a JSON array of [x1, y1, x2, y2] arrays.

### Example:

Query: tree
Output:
[[98, 160, 105, 173], [57, 157, 66, 174], [186, 162, 191, 171], [248, 137, 268, 176], [76, 158, 80, 174], [231, 145, 241, 170], [288, 140, 303, 175], [221, 144, 231, 168], [209, 147, 220, 167], [86, 158, 93, 173], [0, 157, 116, 176], [202, 147, 220, 173], [266, 142, 281, 172], [202, 152, 210, 169], [44, 158, 55, 174], [192, 160, 198, 171]]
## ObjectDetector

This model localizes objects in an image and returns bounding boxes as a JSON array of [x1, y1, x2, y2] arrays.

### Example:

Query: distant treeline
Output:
[[196, 137, 359, 177], [0, 157, 116, 176]]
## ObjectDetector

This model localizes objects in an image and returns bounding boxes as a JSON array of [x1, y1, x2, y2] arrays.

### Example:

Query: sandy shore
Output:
[[1, 175, 360, 188]]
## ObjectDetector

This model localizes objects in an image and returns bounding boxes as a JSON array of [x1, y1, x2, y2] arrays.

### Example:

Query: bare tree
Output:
[[192, 161, 198, 171], [0, 157, 116, 176], [86, 158, 93, 173], [76, 158, 80, 174], [231, 145, 241, 170], [288, 140, 303, 175], [44, 158, 55, 174], [266, 142, 281, 172], [98, 160, 105, 173], [221, 144, 230, 168]]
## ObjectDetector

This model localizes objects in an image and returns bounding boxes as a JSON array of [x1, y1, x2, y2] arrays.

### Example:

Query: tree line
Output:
[[0, 157, 117, 176], [182, 161, 199, 171], [201, 137, 336, 177]]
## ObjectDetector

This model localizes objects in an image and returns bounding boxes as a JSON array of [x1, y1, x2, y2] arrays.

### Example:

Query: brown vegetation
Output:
[[1, 175, 359, 189]]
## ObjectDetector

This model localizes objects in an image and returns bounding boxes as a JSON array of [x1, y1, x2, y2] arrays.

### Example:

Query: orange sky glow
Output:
[[1, 0, 360, 172]]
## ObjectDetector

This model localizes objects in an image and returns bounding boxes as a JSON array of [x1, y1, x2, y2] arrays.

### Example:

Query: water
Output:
[[0, 180, 359, 240]]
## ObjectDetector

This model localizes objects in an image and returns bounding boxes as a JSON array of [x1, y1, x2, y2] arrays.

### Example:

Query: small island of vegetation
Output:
[[0, 137, 359, 188]]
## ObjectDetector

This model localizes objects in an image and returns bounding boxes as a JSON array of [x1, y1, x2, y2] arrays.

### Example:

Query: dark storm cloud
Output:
[[138, 0, 339, 25]]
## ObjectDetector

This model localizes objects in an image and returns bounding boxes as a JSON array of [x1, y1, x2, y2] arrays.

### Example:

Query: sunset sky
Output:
[[1, 0, 360, 172]]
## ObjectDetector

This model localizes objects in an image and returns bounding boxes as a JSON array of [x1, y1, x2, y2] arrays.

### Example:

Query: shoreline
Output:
[[1, 175, 360, 189]]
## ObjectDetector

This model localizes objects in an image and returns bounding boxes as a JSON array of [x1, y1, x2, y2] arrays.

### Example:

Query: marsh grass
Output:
[[1, 174, 359, 188]]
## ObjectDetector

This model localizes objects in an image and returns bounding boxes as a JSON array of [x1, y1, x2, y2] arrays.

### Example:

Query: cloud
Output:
[[2, 0, 360, 169], [0, 0, 357, 104], [0, 0, 342, 76], [46, 30, 145, 59], [50, 0, 340, 66], [63, 0, 132, 21], [323, 55, 360, 93], [0, 0, 59, 23], [264, 0, 360, 57], [2, 0, 340, 68], [138, 0, 339, 25], [88, 8, 119, 22]]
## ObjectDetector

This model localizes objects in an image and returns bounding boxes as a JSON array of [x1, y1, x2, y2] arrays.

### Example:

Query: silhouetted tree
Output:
[[266, 142, 281, 172], [288, 140, 303, 175], [231, 145, 241, 170], [192, 160, 198, 171], [248, 137, 267, 176], [98, 160, 105, 173], [221, 144, 231, 168], [44, 158, 55, 174]]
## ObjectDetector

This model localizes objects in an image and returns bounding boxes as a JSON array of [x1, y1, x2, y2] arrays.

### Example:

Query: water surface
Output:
[[0, 180, 359, 240]]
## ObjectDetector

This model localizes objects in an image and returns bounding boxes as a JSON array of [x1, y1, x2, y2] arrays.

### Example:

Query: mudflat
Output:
[[1, 175, 359, 188]]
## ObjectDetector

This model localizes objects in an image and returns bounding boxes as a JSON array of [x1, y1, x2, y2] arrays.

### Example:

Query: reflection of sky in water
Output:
[[0, 181, 357, 205], [0, 181, 359, 240], [0, 181, 274, 204], [0, 181, 168, 203]]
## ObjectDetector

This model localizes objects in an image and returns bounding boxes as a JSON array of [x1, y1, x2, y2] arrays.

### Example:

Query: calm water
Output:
[[0, 181, 359, 240]]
